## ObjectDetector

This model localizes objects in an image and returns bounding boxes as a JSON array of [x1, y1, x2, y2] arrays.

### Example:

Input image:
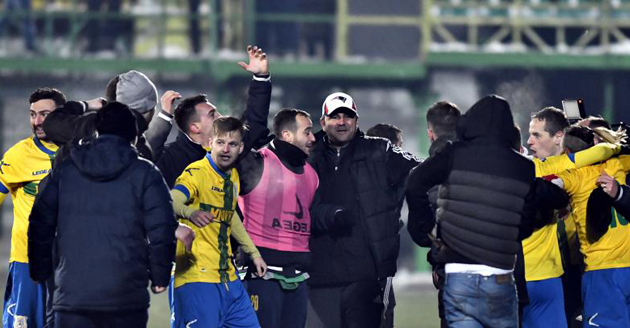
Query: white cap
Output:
[[322, 92, 358, 117]]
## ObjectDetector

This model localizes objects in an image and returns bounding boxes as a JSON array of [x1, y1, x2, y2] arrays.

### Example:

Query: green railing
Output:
[[2, 0, 630, 75]]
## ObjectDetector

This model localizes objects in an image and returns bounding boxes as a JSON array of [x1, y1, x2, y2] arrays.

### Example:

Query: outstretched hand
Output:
[[238, 45, 269, 76]]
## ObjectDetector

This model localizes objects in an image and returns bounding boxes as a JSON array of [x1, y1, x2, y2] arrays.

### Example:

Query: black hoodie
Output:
[[407, 95, 536, 270], [28, 135, 177, 312]]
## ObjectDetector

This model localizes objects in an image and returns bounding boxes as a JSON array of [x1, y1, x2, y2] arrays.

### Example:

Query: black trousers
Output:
[[54, 309, 148, 328], [307, 279, 395, 328], [245, 278, 308, 328]]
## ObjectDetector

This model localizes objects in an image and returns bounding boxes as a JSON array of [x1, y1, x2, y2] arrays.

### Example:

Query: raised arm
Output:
[[238, 46, 272, 155], [42, 98, 104, 145]]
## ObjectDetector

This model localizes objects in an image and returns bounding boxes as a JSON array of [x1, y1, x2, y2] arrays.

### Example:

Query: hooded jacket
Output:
[[407, 95, 536, 270], [28, 135, 177, 312]]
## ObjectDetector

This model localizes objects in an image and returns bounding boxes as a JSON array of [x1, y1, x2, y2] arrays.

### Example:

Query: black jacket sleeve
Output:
[[613, 184, 630, 220], [28, 164, 62, 283], [518, 179, 537, 241], [406, 146, 452, 247], [386, 143, 422, 186], [142, 166, 178, 287], [235, 77, 272, 194], [42, 101, 97, 146], [531, 178, 570, 229], [240, 78, 272, 156], [309, 189, 345, 236]]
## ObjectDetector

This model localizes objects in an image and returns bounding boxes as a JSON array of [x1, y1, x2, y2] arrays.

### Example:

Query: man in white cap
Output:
[[306, 92, 421, 328]]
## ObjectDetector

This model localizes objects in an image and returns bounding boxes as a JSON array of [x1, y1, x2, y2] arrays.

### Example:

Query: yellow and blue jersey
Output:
[[521, 155, 577, 281], [0, 136, 57, 264], [558, 158, 630, 272], [172, 154, 240, 288]]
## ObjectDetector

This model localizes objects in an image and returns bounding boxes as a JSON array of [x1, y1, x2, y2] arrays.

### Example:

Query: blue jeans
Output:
[[443, 273, 518, 328]]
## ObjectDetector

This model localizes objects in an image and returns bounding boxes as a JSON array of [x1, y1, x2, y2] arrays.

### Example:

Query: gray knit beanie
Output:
[[115, 70, 158, 114]]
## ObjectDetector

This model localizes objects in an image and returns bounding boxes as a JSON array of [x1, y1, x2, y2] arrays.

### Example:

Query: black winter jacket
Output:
[[155, 130, 207, 188], [308, 130, 420, 285], [28, 135, 177, 312], [407, 95, 536, 270]]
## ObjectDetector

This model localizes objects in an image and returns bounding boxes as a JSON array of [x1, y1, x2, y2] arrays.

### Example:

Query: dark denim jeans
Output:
[[443, 272, 518, 328]]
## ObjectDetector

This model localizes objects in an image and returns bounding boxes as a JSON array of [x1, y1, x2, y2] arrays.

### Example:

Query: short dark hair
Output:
[[580, 116, 611, 130], [273, 108, 311, 137], [29, 87, 66, 107], [532, 107, 569, 136], [105, 75, 119, 102], [366, 123, 402, 145], [563, 125, 594, 153], [426, 101, 460, 138], [213, 116, 244, 139], [174, 94, 209, 134]]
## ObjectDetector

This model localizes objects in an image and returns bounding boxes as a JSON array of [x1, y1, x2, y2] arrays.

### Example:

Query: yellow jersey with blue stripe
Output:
[[0, 136, 58, 264], [521, 155, 575, 281], [558, 158, 630, 272], [173, 154, 240, 288]]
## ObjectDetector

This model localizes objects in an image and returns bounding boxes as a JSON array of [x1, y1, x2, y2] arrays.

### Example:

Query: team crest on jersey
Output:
[[13, 315, 28, 328]]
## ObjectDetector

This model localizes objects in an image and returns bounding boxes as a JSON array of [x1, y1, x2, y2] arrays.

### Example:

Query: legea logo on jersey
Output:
[[273, 195, 309, 233], [31, 169, 51, 176]]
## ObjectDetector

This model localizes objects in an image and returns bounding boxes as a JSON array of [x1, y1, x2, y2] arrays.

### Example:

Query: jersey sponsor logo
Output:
[[199, 203, 233, 224], [211, 186, 224, 193], [31, 169, 50, 176], [0, 160, 10, 174], [271, 218, 309, 233], [282, 195, 304, 219]]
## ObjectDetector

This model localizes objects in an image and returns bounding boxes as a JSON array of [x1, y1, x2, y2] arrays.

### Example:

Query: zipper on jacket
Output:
[[335, 149, 341, 171]]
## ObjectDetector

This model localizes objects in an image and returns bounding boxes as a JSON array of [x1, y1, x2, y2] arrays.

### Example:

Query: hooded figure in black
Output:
[[28, 102, 177, 328], [406, 95, 536, 328]]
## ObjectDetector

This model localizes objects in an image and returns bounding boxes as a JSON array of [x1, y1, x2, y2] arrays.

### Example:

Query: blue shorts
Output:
[[2, 262, 46, 328], [173, 280, 259, 328], [522, 277, 567, 328], [582, 267, 630, 328]]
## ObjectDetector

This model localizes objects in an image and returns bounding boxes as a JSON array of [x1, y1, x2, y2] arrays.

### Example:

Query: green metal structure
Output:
[[2, 0, 630, 76]]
